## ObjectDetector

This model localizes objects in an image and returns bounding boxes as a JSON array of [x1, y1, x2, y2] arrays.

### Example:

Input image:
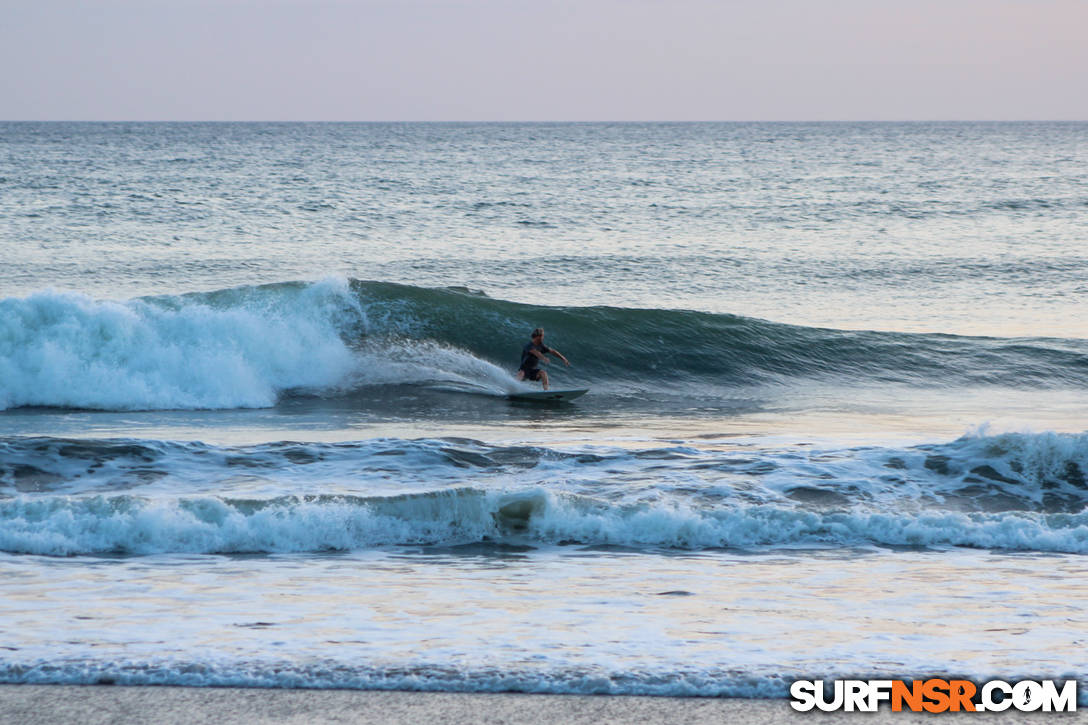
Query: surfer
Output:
[[516, 328, 569, 391]]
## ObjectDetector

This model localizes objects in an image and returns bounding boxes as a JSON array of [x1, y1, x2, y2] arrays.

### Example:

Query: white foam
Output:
[[5, 487, 1088, 556], [0, 281, 524, 410], [0, 281, 361, 410], [350, 339, 521, 395], [0, 659, 793, 696]]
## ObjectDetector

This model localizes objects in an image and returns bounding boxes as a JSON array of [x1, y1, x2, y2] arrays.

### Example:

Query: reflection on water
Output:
[[1, 547, 1085, 692]]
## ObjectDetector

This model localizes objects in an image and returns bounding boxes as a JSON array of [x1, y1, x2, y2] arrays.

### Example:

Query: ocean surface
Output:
[[1, 121, 1087, 696]]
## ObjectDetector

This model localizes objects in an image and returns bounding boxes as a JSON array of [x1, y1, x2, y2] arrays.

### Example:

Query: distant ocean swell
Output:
[[2, 279, 1087, 411], [3, 432, 1088, 556]]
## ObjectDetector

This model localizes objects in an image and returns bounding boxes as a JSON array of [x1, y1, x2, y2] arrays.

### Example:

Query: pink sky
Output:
[[3, 0, 1086, 121]]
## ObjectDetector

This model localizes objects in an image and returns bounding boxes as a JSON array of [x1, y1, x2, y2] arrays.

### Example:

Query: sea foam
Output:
[[0, 281, 362, 410], [5, 485, 1088, 557]]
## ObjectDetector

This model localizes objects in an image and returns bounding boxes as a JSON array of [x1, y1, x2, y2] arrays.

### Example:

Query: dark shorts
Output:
[[520, 368, 543, 381]]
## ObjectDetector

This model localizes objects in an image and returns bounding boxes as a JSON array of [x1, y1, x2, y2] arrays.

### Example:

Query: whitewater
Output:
[[1, 121, 1087, 698]]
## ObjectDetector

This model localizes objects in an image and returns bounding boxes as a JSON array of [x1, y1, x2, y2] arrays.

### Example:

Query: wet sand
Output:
[[1, 686, 1083, 724]]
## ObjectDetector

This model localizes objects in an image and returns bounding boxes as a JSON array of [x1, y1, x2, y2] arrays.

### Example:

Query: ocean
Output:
[[1, 121, 1087, 697]]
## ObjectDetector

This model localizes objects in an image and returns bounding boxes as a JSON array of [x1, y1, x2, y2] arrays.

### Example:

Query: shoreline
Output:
[[1, 686, 1082, 724]]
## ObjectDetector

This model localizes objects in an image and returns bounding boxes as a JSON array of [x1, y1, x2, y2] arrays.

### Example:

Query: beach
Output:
[[5, 686, 1085, 725]]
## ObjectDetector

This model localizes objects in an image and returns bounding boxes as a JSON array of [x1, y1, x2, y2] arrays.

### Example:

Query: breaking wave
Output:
[[2, 278, 1087, 411], [3, 430, 1088, 556]]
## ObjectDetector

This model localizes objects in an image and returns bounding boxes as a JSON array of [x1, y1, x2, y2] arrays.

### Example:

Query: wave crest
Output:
[[5, 485, 1088, 556], [2, 279, 1088, 411]]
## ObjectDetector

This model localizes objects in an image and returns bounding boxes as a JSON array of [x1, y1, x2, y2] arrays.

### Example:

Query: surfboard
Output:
[[507, 388, 589, 403]]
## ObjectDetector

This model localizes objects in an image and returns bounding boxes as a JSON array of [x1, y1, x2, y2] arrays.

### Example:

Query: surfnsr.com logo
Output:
[[790, 679, 1077, 713]]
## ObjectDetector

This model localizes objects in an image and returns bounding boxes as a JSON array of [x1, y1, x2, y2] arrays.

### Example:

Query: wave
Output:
[[2, 279, 1087, 411], [0, 659, 795, 696], [2, 660, 1082, 702], [2, 430, 1088, 556], [5, 430, 1088, 507], [5, 487, 1088, 557], [0, 281, 363, 410]]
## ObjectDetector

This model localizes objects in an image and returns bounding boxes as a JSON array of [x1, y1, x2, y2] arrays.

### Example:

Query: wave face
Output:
[[3, 431, 1087, 556], [2, 279, 1088, 411]]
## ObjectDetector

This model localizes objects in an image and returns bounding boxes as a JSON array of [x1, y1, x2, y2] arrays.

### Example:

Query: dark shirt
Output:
[[520, 341, 551, 372]]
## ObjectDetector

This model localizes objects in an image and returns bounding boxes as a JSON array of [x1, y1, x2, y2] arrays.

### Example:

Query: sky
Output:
[[2, 0, 1086, 121]]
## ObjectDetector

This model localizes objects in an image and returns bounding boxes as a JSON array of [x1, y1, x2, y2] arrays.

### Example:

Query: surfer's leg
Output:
[[540, 370, 549, 390], [515, 370, 525, 381]]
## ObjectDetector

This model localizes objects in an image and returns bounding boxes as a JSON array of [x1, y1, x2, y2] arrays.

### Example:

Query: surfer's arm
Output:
[[550, 349, 570, 366]]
